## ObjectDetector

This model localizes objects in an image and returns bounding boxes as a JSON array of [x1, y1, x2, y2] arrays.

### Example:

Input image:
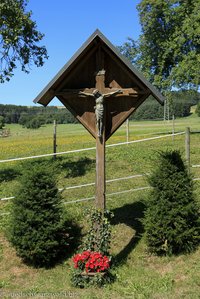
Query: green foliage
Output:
[[131, 91, 200, 120], [0, 115, 5, 129], [71, 269, 115, 288], [71, 209, 115, 288], [138, 0, 200, 90], [9, 163, 71, 267], [117, 38, 140, 66], [130, 97, 164, 120], [195, 102, 200, 117], [144, 150, 200, 255], [0, 104, 77, 125], [19, 115, 43, 129], [82, 209, 113, 255], [120, 0, 200, 91], [0, 0, 48, 82], [1, 91, 199, 124]]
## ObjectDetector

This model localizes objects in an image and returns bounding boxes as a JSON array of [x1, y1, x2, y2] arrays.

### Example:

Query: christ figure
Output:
[[79, 89, 122, 138]]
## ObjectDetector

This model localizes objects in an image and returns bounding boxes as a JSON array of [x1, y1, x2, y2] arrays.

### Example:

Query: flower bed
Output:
[[73, 250, 110, 273], [71, 250, 114, 287], [71, 209, 115, 287]]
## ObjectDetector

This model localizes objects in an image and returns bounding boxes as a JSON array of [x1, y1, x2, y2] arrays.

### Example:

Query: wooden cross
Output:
[[34, 30, 164, 211], [56, 71, 140, 210]]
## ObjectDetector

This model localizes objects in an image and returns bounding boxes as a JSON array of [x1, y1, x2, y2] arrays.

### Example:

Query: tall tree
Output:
[[120, 0, 200, 92], [0, 0, 48, 83]]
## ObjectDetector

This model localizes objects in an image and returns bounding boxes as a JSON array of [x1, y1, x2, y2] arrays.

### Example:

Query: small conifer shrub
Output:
[[144, 150, 200, 255], [9, 163, 70, 267]]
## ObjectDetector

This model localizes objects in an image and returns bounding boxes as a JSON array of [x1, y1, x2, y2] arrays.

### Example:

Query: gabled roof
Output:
[[33, 29, 165, 106]]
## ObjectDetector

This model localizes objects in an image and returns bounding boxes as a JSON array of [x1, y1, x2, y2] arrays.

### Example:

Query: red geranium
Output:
[[72, 251, 110, 273]]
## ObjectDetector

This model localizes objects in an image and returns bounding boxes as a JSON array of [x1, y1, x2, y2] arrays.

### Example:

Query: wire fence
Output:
[[0, 131, 185, 202], [0, 131, 185, 164], [0, 186, 152, 216], [0, 174, 148, 202], [0, 129, 199, 217]]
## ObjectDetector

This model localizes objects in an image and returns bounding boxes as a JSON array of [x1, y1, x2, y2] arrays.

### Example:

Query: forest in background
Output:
[[0, 90, 200, 129]]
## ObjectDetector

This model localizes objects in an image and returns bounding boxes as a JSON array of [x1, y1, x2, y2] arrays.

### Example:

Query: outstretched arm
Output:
[[104, 89, 122, 98], [78, 91, 94, 97]]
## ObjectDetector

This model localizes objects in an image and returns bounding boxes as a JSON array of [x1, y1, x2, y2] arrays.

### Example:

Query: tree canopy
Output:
[[0, 0, 48, 83], [119, 0, 200, 92]]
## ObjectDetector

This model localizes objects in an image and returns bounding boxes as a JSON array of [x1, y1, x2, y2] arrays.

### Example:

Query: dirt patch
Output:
[[11, 266, 33, 277]]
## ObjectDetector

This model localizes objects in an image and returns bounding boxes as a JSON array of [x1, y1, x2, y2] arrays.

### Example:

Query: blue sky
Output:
[[0, 0, 141, 106]]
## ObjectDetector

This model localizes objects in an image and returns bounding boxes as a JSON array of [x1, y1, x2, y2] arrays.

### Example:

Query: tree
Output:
[[144, 150, 200, 255], [120, 0, 200, 91], [0, 0, 48, 83], [9, 163, 70, 267], [0, 116, 5, 129]]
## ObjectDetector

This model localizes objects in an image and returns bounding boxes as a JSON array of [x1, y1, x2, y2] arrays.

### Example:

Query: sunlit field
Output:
[[0, 113, 200, 298]]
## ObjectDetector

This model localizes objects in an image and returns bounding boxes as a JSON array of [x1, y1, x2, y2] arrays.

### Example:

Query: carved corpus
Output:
[[34, 29, 164, 210]]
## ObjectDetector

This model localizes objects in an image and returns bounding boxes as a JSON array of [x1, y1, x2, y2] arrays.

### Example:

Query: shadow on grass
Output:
[[54, 219, 83, 267], [61, 157, 95, 178], [111, 200, 146, 266], [0, 168, 21, 183], [20, 157, 95, 178]]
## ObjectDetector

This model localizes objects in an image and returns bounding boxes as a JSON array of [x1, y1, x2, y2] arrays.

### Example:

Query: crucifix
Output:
[[34, 30, 164, 211], [56, 69, 141, 210]]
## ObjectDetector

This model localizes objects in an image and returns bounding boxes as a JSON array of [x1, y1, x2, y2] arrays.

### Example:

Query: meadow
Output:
[[0, 113, 200, 299]]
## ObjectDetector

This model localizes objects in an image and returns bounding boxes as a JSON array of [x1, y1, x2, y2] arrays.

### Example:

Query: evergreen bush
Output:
[[9, 163, 70, 267], [144, 150, 200, 255]]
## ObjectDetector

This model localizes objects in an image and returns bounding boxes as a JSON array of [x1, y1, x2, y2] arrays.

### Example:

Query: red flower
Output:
[[72, 251, 110, 273]]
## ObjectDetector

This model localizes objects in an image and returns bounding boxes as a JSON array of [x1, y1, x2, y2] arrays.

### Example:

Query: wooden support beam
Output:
[[94, 65, 106, 210], [95, 130, 106, 210]]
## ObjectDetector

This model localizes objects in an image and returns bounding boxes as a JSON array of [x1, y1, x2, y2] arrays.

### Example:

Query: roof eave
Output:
[[33, 29, 165, 106], [33, 30, 102, 106]]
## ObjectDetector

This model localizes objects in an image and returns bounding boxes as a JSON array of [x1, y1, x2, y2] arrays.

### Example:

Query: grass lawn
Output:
[[0, 113, 200, 298]]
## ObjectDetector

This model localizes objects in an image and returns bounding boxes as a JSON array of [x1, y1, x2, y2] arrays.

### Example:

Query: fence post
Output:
[[53, 120, 57, 159], [185, 127, 190, 172], [172, 114, 175, 142], [126, 118, 129, 144]]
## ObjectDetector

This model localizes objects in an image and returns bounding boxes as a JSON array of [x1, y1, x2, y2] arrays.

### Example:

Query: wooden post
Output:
[[172, 114, 175, 142], [53, 120, 57, 159], [126, 118, 129, 144], [185, 127, 190, 173], [164, 99, 166, 121], [95, 67, 106, 210], [95, 133, 106, 210], [167, 99, 170, 122]]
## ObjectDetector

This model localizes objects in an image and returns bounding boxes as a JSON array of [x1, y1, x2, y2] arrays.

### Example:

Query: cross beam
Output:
[[55, 71, 146, 210]]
